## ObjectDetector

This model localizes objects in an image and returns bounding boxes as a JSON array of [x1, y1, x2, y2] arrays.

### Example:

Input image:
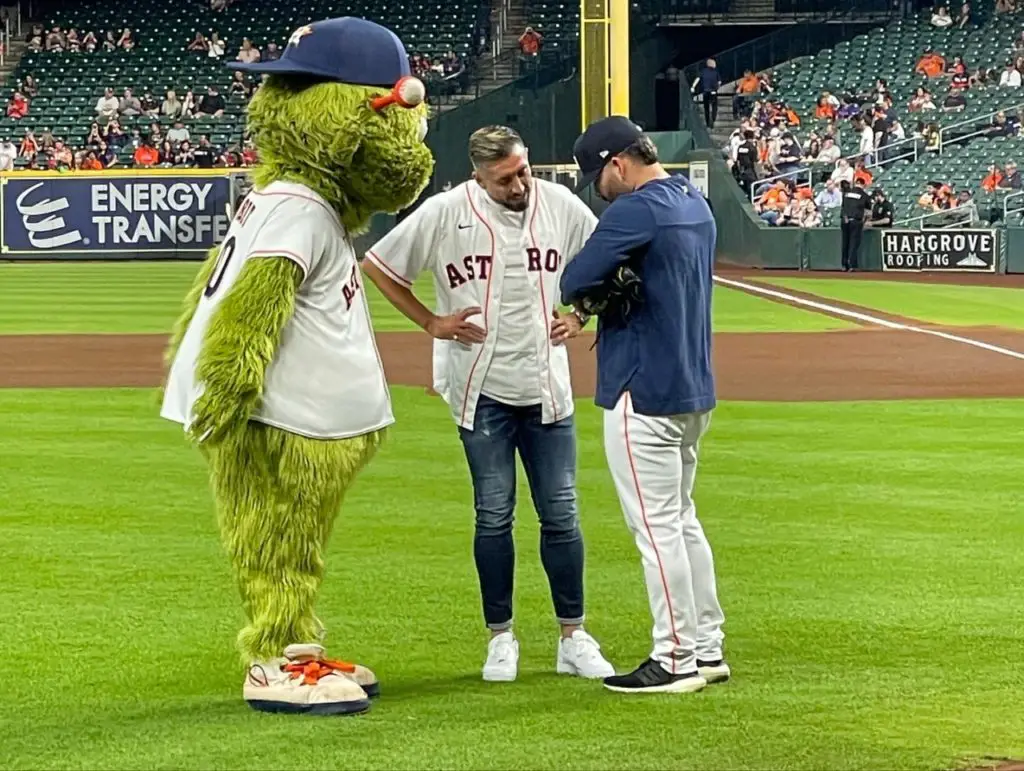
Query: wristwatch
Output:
[[572, 307, 591, 327]]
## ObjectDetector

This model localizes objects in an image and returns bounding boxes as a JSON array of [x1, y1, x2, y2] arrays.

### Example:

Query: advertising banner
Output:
[[1, 173, 234, 260], [880, 229, 997, 272]]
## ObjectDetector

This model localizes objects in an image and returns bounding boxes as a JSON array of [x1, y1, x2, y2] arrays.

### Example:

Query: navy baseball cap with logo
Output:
[[228, 17, 410, 88], [572, 115, 645, 192]]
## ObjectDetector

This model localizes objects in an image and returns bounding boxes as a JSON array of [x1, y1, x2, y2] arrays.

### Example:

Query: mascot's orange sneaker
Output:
[[244, 643, 377, 716]]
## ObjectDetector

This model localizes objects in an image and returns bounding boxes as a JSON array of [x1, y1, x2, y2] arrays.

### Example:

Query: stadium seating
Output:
[[771, 12, 1024, 224], [1, 0, 485, 166]]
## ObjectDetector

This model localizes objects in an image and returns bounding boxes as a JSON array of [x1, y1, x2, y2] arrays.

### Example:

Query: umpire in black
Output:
[[840, 178, 869, 272]]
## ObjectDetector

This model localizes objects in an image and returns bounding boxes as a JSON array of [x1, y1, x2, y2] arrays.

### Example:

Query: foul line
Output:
[[715, 275, 1024, 362]]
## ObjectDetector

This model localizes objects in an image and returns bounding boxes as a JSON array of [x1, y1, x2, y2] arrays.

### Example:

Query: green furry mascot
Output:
[[159, 17, 433, 716]]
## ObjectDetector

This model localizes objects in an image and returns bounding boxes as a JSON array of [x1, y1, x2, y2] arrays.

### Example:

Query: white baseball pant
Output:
[[603, 392, 725, 675]]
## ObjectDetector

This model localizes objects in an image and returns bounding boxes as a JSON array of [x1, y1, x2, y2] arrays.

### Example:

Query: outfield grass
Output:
[[0, 262, 851, 334], [759, 278, 1024, 329], [1, 387, 1022, 770]]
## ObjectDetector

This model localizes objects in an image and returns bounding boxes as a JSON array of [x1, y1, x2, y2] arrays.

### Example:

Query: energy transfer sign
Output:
[[1, 175, 232, 259], [881, 229, 997, 272]]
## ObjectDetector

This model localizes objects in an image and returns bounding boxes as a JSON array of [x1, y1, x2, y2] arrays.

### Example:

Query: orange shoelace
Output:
[[283, 658, 356, 685]]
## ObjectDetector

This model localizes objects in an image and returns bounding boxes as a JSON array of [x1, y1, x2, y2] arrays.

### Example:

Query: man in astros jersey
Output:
[[362, 125, 616, 682]]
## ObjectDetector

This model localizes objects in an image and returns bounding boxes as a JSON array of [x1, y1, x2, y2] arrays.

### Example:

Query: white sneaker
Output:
[[482, 631, 519, 682], [556, 629, 616, 679], [243, 643, 371, 715], [697, 657, 731, 684]]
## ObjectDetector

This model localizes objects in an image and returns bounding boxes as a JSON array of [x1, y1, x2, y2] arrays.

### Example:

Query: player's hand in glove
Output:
[[426, 307, 487, 344], [550, 309, 583, 345], [577, 264, 644, 323], [187, 388, 257, 447]]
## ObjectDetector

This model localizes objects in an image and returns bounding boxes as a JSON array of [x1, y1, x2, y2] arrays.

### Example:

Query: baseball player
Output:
[[361, 125, 616, 683], [560, 116, 728, 695]]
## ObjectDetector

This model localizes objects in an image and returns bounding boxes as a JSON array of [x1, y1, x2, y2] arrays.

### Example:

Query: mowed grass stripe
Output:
[[2, 262, 850, 334], [0, 389, 1022, 770], [760, 278, 1024, 329]]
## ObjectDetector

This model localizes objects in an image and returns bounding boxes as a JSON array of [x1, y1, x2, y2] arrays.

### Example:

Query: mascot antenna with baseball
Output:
[[159, 17, 433, 716]]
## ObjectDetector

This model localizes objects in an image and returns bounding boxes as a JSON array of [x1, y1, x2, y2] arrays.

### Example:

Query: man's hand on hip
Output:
[[426, 307, 487, 344]]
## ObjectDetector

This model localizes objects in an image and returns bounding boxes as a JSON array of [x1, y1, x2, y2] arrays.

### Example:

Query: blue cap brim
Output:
[[226, 58, 394, 87]]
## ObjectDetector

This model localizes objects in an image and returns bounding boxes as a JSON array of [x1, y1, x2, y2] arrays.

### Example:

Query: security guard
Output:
[[840, 178, 869, 272], [866, 188, 894, 228], [734, 130, 758, 196]]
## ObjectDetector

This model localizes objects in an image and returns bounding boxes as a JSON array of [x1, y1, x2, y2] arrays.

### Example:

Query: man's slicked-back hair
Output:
[[619, 135, 659, 166], [469, 125, 525, 168]]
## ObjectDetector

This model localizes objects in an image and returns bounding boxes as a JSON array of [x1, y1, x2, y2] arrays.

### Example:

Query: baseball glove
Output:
[[576, 264, 644, 323]]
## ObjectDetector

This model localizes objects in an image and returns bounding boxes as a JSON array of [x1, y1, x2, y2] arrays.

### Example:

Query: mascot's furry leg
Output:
[[170, 255, 382, 715]]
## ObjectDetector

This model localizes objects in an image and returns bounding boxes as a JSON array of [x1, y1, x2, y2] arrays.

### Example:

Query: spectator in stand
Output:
[[854, 116, 874, 162], [242, 138, 258, 166], [67, 29, 81, 52], [102, 31, 116, 52], [7, 92, 28, 120], [1000, 60, 1022, 87], [916, 50, 947, 78], [25, 22, 43, 42], [119, 88, 142, 117], [831, 158, 854, 185], [802, 133, 822, 163], [84, 122, 104, 147], [931, 6, 953, 26], [853, 160, 873, 187], [21, 75, 38, 99], [981, 162, 1004, 191], [140, 91, 160, 117], [909, 86, 936, 111], [815, 179, 842, 210], [814, 91, 838, 120], [82, 30, 97, 52], [756, 180, 790, 226], [45, 26, 65, 51], [98, 140, 117, 168], [796, 194, 822, 228], [192, 135, 217, 168], [27, 31, 42, 52], [817, 136, 841, 165], [836, 95, 860, 120], [80, 150, 104, 170], [52, 141, 73, 169], [161, 89, 184, 120], [229, 71, 252, 98], [733, 70, 761, 118], [951, 68, 970, 90], [518, 26, 542, 56], [188, 32, 209, 52], [775, 133, 802, 175], [134, 139, 159, 167], [0, 138, 16, 171], [105, 120, 127, 149], [20, 129, 39, 157], [208, 32, 226, 58], [149, 122, 164, 146], [175, 140, 195, 166], [263, 41, 281, 61], [117, 28, 135, 51], [159, 140, 176, 166], [195, 86, 225, 118], [237, 38, 261, 63], [167, 120, 190, 145], [38, 128, 55, 151], [998, 160, 1022, 189], [96, 88, 119, 122], [693, 58, 722, 129], [943, 87, 967, 111], [128, 127, 143, 149], [181, 89, 196, 117], [996, 0, 1016, 12]]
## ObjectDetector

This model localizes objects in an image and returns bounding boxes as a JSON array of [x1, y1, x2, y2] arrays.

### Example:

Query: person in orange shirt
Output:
[[133, 140, 159, 167], [79, 150, 103, 170], [853, 160, 873, 187], [757, 181, 789, 226], [981, 163, 1003, 191], [915, 50, 946, 77], [732, 69, 760, 118]]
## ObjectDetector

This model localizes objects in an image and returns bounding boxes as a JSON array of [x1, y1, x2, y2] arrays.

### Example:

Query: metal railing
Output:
[[749, 166, 813, 202], [491, 0, 509, 58], [893, 202, 978, 229], [1003, 189, 1024, 221]]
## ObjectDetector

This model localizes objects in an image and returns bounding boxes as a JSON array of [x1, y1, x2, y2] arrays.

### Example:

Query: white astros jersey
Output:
[[161, 180, 393, 439], [365, 178, 597, 430]]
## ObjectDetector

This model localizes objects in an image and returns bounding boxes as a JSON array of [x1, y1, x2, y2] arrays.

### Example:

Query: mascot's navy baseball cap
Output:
[[228, 17, 410, 88], [572, 115, 644, 193]]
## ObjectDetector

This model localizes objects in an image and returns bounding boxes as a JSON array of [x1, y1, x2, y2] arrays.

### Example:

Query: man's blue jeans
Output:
[[458, 395, 585, 630]]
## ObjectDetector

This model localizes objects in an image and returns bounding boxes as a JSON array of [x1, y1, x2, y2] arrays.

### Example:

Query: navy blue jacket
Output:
[[697, 66, 721, 94], [560, 174, 716, 416]]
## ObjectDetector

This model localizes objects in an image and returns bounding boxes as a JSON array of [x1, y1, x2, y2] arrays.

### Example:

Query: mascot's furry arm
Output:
[[186, 257, 304, 445]]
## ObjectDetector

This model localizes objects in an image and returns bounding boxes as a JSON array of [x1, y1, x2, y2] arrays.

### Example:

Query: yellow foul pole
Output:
[[609, 0, 630, 116], [580, 0, 629, 132]]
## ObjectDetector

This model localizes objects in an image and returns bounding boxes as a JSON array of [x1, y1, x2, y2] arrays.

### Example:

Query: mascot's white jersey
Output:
[[161, 180, 394, 439], [365, 178, 597, 430]]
